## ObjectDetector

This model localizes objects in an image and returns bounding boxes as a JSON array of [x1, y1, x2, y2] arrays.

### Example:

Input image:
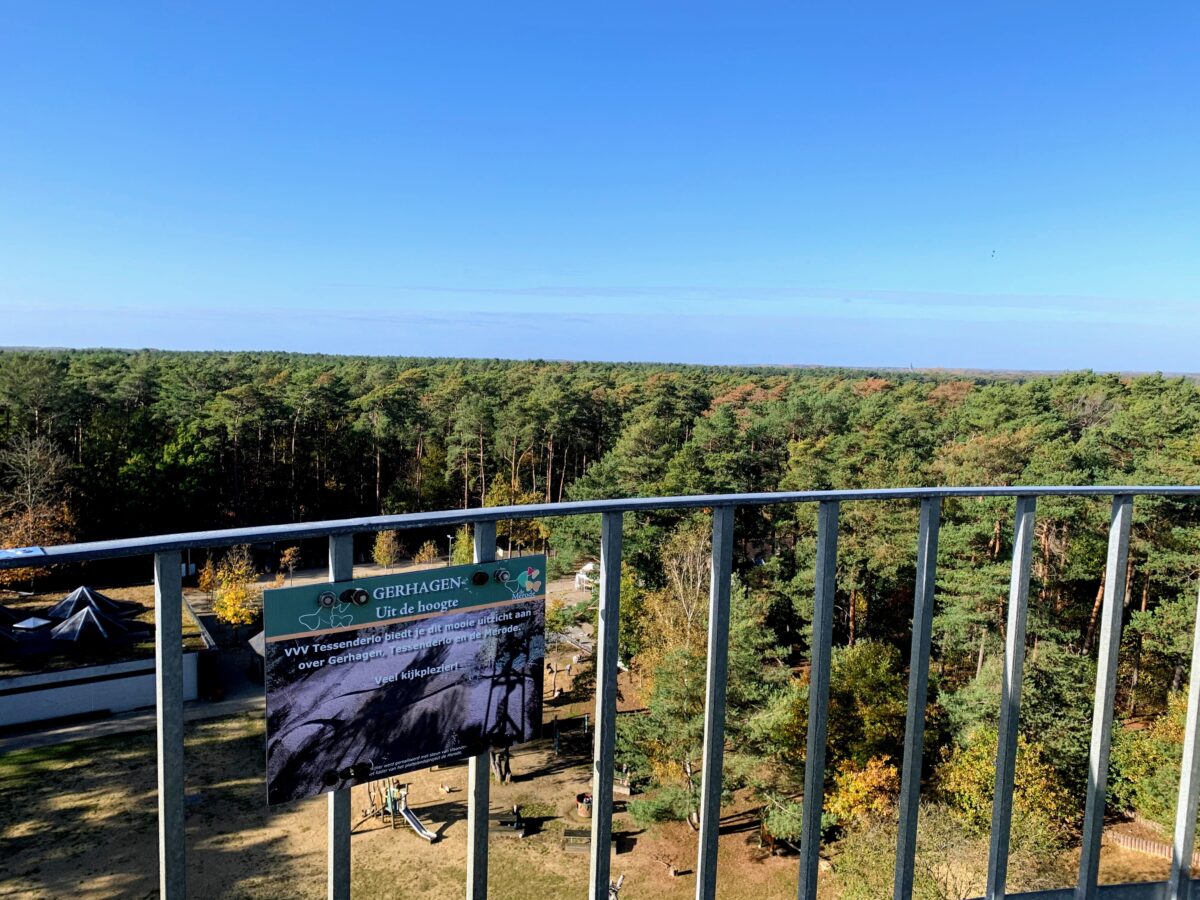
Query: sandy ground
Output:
[[0, 712, 799, 899]]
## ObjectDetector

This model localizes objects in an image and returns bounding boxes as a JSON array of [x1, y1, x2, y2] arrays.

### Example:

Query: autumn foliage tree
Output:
[[413, 540, 439, 565], [0, 434, 74, 589], [372, 531, 400, 570], [279, 546, 301, 584], [214, 545, 259, 626], [197, 557, 216, 597]]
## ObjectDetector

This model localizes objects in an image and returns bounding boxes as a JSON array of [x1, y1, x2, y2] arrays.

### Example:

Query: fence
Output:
[[4, 486, 1200, 900]]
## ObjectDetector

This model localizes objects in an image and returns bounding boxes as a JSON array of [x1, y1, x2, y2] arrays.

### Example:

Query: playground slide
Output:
[[400, 806, 438, 843]]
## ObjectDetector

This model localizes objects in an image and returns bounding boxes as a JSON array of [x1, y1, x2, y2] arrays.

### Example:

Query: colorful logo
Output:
[[505, 566, 542, 599]]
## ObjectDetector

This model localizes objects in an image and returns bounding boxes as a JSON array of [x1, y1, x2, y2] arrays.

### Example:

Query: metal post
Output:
[[798, 501, 839, 900], [696, 505, 735, 900], [893, 497, 941, 900], [589, 512, 624, 900], [154, 551, 186, 900], [986, 496, 1037, 900], [1077, 495, 1134, 899], [467, 522, 496, 900], [327, 534, 353, 900], [1167, 583, 1200, 900]]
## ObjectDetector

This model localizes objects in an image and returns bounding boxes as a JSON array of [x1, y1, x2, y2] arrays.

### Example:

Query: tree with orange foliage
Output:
[[0, 435, 74, 590], [0, 503, 74, 590]]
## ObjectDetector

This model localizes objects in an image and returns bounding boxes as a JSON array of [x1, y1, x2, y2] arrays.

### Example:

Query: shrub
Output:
[[214, 545, 260, 626], [825, 756, 900, 824], [936, 725, 1075, 847]]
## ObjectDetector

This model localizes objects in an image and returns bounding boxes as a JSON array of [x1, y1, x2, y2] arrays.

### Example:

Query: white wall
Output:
[[0, 654, 199, 728]]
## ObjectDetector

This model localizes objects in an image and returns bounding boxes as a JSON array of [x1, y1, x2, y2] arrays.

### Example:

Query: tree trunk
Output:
[[375, 442, 382, 514], [976, 629, 987, 677], [478, 432, 486, 505], [848, 589, 857, 646], [557, 444, 569, 503], [1083, 569, 1106, 653], [414, 434, 424, 503]]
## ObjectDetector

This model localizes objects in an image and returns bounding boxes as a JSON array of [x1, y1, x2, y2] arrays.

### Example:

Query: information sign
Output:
[[263, 556, 545, 805]]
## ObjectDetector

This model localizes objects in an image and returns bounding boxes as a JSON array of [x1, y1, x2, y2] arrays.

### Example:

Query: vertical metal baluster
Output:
[[1168, 583, 1200, 900], [797, 500, 840, 900], [327, 534, 353, 900], [589, 512, 624, 900], [1076, 495, 1134, 899], [154, 551, 186, 900], [467, 522, 497, 900], [696, 505, 736, 900], [986, 496, 1037, 900], [893, 497, 942, 900]]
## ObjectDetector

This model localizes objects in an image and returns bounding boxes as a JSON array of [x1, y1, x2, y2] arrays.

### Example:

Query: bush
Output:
[[936, 725, 1075, 846], [826, 756, 900, 824], [214, 545, 260, 626], [834, 803, 1060, 900], [628, 786, 695, 825], [1110, 692, 1187, 831]]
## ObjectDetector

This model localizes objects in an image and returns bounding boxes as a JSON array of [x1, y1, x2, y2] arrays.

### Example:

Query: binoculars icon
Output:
[[317, 588, 370, 609]]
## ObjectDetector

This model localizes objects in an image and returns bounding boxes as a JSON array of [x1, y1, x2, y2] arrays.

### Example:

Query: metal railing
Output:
[[5, 486, 1200, 900]]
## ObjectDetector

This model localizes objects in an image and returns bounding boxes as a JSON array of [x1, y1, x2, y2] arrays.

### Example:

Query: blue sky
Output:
[[2, 3, 1198, 370]]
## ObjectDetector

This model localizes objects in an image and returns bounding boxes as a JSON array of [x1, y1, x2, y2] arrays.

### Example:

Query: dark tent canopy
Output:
[[0, 603, 20, 626], [49, 607, 137, 644], [47, 586, 141, 620]]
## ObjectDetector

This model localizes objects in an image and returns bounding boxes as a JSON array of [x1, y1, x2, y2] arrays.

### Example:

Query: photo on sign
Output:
[[263, 559, 546, 805]]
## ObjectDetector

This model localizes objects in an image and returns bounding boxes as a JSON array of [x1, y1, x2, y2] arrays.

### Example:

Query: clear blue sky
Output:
[[2, 3, 1197, 371]]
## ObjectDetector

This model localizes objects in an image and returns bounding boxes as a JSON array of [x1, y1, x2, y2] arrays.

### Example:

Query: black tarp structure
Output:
[[0, 603, 19, 627], [49, 607, 145, 645], [0, 622, 17, 645], [47, 586, 142, 620]]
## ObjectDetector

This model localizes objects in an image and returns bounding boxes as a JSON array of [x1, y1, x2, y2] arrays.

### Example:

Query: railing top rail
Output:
[[3, 484, 1199, 569]]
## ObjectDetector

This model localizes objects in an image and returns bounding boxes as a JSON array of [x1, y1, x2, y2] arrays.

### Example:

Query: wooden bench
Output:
[[561, 828, 591, 853], [489, 814, 527, 839]]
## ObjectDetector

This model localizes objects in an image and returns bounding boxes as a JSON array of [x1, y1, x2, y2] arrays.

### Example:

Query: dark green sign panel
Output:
[[262, 555, 546, 805], [263, 555, 546, 641]]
